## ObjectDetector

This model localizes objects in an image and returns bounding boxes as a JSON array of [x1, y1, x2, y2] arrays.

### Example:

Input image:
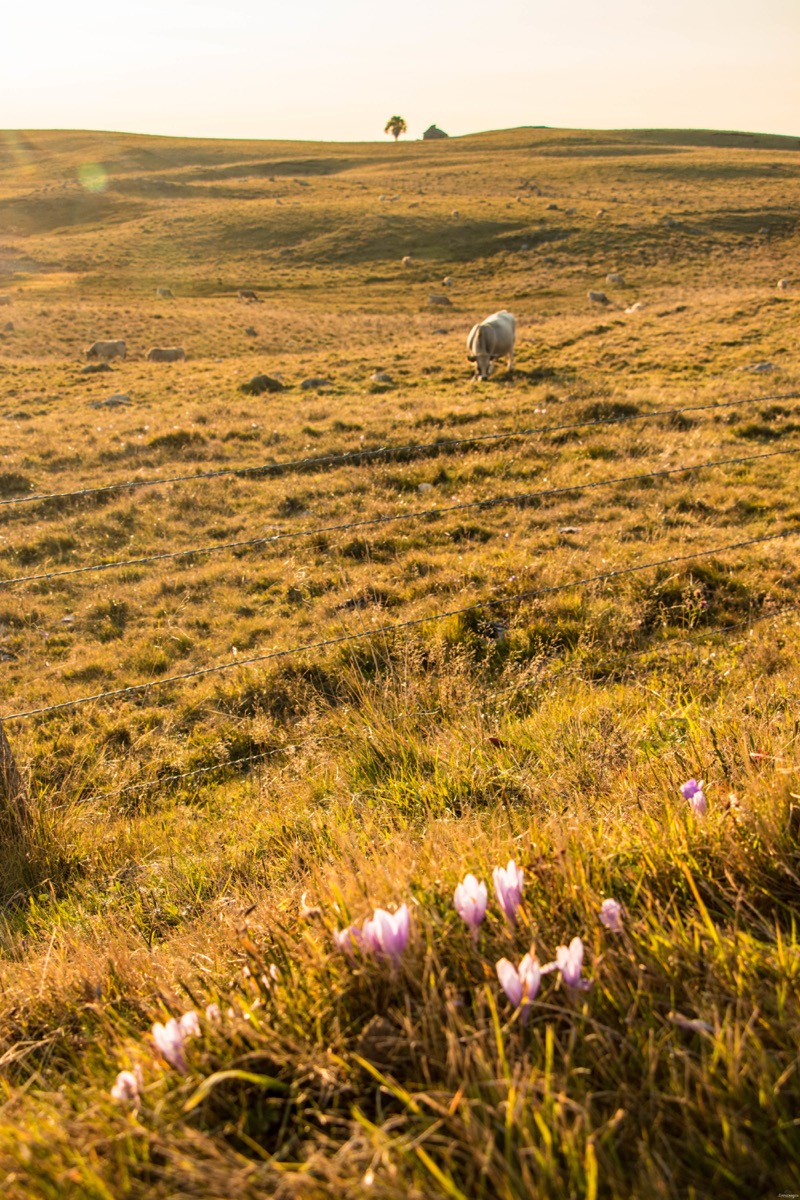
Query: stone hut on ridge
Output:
[[422, 124, 449, 140]]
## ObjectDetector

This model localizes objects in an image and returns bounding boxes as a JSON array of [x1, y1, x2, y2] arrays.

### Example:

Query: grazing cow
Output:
[[86, 339, 126, 361], [401, 255, 413, 267], [156, 287, 174, 299], [238, 289, 260, 302], [466, 310, 516, 380], [147, 346, 186, 362], [777, 278, 791, 290]]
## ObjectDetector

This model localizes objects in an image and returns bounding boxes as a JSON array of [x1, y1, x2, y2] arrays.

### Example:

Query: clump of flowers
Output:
[[681, 778, 707, 818], [454, 873, 488, 941], [334, 904, 410, 963], [599, 898, 623, 932], [493, 859, 524, 925]]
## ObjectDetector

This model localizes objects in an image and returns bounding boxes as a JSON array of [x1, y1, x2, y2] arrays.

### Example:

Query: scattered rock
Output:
[[565, 206, 576, 214], [545, 203, 559, 211], [588, 290, 610, 305], [370, 372, 393, 384], [431, 327, 448, 335], [606, 272, 625, 285], [743, 361, 777, 373], [418, 482, 434, 493], [758, 226, 769, 235], [662, 217, 679, 228], [2, 321, 13, 332], [245, 326, 258, 337], [428, 294, 452, 307], [451, 209, 460, 218], [300, 377, 331, 391], [80, 362, 113, 374], [442, 276, 454, 287], [596, 208, 606, 218], [156, 287, 174, 299], [558, 525, 583, 534], [520, 242, 531, 251], [0, 295, 11, 306], [240, 374, 285, 395], [0, 648, 18, 662], [625, 302, 646, 314], [90, 394, 131, 408]]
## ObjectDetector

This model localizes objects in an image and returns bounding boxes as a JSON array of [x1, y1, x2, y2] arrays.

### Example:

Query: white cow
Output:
[[466, 310, 516, 380], [147, 346, 186, 362], [86, 339, 126, 361]]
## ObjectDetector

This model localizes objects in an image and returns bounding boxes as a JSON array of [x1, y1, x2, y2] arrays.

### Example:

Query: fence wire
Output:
[[2, 390, 796, 511], [5, 526, 795, 722], [2, 444, 796, 590]]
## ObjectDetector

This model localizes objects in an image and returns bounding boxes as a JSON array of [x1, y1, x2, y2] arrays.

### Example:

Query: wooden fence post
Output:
[[0, 719, 30, 839]]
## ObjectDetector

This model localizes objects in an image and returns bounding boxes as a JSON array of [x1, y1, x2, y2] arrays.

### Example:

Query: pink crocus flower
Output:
[[152, 1018, 188, 1073], [599, 898, 623, 932], [555, 937, 591, 990], [496, 953, 541, 1024], [454, 873, 488, 940], [205, 1002, 221, 1023], [681, 779, 707, 817], [369, 905, 410, 962], [111, 1067, 142, 1105], [493, 860, 524, 925]]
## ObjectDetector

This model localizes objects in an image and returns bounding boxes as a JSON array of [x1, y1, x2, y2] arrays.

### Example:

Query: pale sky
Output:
[[1, 0, 798, 141]]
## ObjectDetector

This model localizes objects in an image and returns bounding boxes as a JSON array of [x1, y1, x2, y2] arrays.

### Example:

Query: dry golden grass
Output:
[[1, 125, 800, 1197]]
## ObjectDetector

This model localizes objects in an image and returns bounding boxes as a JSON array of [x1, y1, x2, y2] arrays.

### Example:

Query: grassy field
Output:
[[1, 124, 800, 1198]]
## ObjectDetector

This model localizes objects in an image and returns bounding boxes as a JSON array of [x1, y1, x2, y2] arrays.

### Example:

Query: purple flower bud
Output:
[[454, 873, 488, 939], [599, 898, 623, 932], [152, 1018, 187, 1073], [496, 952, 541, 1023], [681, 778, 707, 817], [493, 859, 524, 925], [555, 937, 591, 990]]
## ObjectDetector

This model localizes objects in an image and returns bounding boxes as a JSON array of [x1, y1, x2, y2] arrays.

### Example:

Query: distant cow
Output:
[[401, 255, 413, 267], [777, 278, 791, 290], [466, 310, 516, 380], [86, 339, 126, 361], [156, 287, 174, 299], [147, 346, 186, 362], [238, 289, 260, 302]]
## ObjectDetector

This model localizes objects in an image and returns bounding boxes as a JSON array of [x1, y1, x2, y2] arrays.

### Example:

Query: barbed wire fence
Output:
[[1, 388, 799, 831]]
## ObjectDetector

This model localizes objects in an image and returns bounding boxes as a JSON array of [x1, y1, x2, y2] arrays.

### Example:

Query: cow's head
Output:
[[468, 345, 492, 380]]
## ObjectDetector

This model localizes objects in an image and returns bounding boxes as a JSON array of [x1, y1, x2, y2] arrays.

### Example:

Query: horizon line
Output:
[[3, 123, 799, 146]]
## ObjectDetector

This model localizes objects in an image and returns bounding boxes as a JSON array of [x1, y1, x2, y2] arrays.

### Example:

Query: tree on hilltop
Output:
[[384, 116, 407, 142]]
